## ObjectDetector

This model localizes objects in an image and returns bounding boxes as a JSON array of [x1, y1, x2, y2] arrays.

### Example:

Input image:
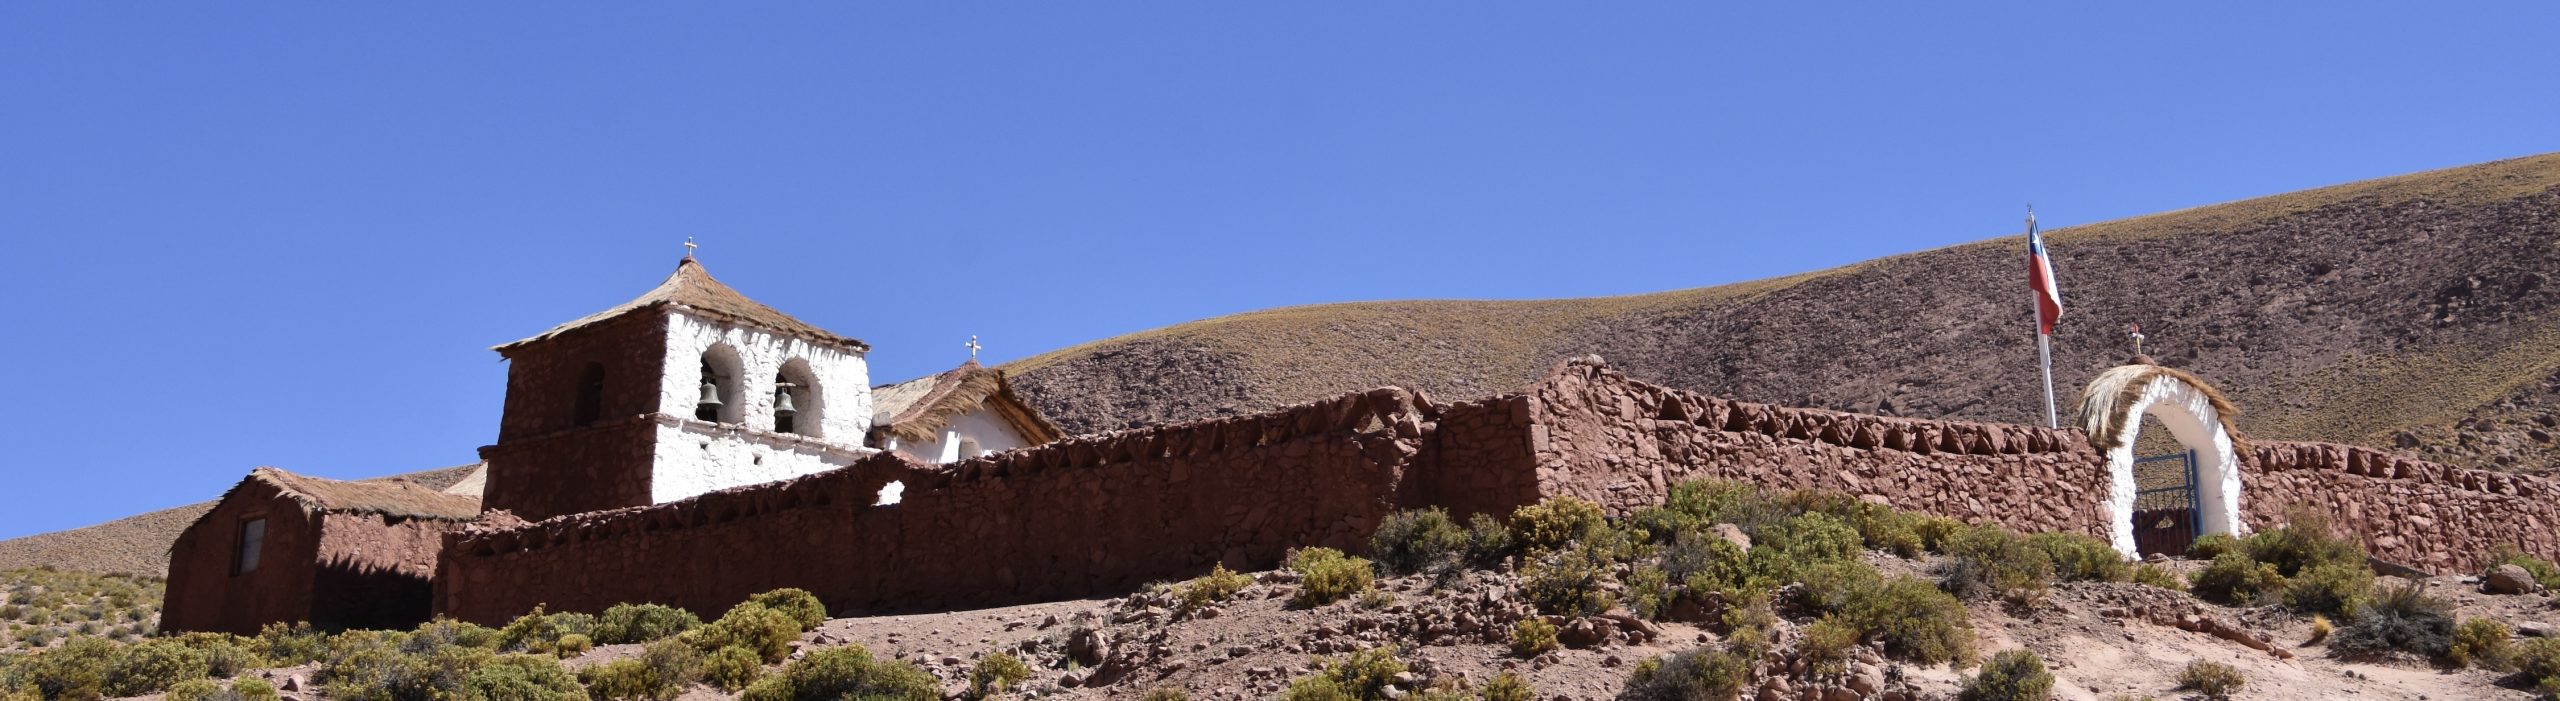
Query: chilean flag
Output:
[[2026, 212, 2063, 335]]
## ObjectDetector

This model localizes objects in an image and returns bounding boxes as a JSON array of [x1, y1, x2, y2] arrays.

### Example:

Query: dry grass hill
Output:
[[1012, 152, 2560, 475]]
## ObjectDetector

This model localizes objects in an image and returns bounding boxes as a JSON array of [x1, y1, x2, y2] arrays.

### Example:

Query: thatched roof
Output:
[[234, 467, 484, 521], [868, 361, 1064, 447], [2077, 363, 2247, 454], [495, 257, 866, 354]]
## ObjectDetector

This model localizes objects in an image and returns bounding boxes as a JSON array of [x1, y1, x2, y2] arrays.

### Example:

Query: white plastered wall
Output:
[[897, 408, 1036, 463], [650, 309, 876, 503], [2101, 376, 2247, 558]]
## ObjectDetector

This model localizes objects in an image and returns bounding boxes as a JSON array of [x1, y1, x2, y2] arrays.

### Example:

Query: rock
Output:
[[1713, 523, 1753, 551], [1069, 628, 1111, 667], [1228, 646, 1253, 658], [2519, 621, 2555, 638], [2488, 565, 2540, 594], [1039, 614, 1060, 629], [281, 676, 306, 692], [1557, 618, 1611, 648], [1846, 665, 1882, 696]]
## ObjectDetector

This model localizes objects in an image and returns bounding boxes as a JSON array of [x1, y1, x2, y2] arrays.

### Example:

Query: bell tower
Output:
[[479, 256, 875, 522]]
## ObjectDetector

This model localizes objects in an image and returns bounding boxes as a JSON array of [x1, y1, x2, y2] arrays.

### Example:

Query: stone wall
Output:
[[436, 388, 1441, 623], [1526, 358, 2113, 537], [2244, 440, 2560, 573], [310, 512, 467, 631], [487, 312, 670, 521], [164, 485, 319, 635], [481, 418, 660, 522]]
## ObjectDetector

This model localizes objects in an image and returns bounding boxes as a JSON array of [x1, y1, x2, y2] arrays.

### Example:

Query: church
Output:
[[163, 255, 1060, 634]]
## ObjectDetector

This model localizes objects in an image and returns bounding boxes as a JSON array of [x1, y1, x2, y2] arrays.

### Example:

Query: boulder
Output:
[[1713, 523, 1753, 552], [2488, 564, 2541, 594]]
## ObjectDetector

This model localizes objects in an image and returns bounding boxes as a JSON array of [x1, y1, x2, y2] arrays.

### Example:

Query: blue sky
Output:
[[3, 4, 2555, 539]]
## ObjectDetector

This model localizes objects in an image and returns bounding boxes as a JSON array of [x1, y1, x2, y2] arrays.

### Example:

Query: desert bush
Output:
[[1461, 513, 1515, 565], [1521, 547, 1616, 617], [21, 636, 117, 701], [1624, 566, 1673, 620], [2309, 615, 2333, 643], [2516, 638, 2560, 692], [1479, 672, 1531, 701], [1507, 496, 1607, 554], [595, 604, 701, 645], [2029, 532, 2129, 583], [2281, 561, 2373, 617], [2185, 534, 2239, 560], [689, 603, 801, 663], [744, 589, 827, 632], [580, 659, 680, 701], [1289, 548, 1377, 607], [495, 607, 594, 654], [165, 679, 224, 701], [1912, 516, 1966, 554], [2448, 618, 2514, 670], [1511, 618, 1558, 658], [1371, 508, 1469, 575], [2484, 545, 2560, 591], [231, 677, 278, 701], [1799, 617, 1860, 678], [1663, 480, 1776, 532], [1939, 526, 2052, 601], [2128, 564, 2183, 592], [463, 655, 584, 701], [2186, 552, 2281, 606], [2174, 660, 2244, 701], [106, 639, 211, 697], [1753, 512, 1860, 566], [738, 645, 934, 701], [1796, 560, 1882, 616], [2330, 581, 2454, 659], [1618, 647, 1748, 701], [2243, 510, 2364, 578], [1281, 648, 1405, 701], [700, 646, 762, 693], [551, 634, 591, 658], [171, 633, 264, 679], [1717, 593, 1778, 659], [256, 622, 330, 667], [1843, 577, 1974, 666], [412, 617, 502, 651], [322, 631, 494, 701], [967, 652, 1030, 699], [1958, 649, 2054, 701], [1174, 564, 1253, 613], [1658, 530, 1744, 588]]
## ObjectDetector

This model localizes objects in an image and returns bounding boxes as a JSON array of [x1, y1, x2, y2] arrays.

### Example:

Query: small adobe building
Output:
[[163, 467, 481, 634], [867, 360, 1063, 463]]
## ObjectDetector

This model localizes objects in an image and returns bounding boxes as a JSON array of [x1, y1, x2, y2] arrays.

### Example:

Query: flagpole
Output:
[[2038, 331, 2057, 428]]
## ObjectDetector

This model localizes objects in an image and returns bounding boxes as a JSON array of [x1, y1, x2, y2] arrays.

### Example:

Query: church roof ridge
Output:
[[240, 466, 484, 521], [869, 360, 1064, 446], [495, 256, 867, 354]]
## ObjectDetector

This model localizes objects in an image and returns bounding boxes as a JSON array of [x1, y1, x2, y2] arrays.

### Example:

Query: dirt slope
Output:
[[1012, 153, 2560, 473], [0, 464, 481, 578]]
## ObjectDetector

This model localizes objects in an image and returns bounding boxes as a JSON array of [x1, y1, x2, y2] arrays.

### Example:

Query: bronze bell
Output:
[[697, 380, 723, 406], [774, 387, 797, 416]]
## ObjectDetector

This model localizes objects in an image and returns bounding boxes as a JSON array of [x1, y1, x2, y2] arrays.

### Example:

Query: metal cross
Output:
[[684, 237, 698, 258], [965, 335, 982, 361], [2128, 323, 2146, 357]]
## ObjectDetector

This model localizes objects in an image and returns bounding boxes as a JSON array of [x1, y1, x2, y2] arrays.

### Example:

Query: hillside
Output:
[[0, 464, 480, 578], [1011, 153, 2560, 474]]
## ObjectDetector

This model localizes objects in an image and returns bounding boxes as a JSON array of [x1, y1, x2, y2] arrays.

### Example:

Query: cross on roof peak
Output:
[[966, 335, 982, 361]]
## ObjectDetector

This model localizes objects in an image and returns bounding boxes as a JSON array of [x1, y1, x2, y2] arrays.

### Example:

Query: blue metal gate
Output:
[[2131, 450, 2201, 557]]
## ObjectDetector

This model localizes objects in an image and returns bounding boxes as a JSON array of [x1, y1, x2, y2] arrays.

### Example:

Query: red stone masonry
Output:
[[2244, 440, 2560, 573]]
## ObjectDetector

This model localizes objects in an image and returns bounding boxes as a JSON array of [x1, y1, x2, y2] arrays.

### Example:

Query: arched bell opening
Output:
[[695, 344, 746, 424], [774, 358, 822, 437], [2079, 364, 2249, 560]]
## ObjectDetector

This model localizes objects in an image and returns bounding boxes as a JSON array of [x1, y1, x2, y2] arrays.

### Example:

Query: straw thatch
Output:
[[2077, 363, 2247, 454], [234, 467, 484, 521], [494, 256, 866, 353], [869, 361, 1065, 447]]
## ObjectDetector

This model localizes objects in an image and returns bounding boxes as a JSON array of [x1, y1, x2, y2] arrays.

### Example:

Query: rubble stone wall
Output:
[[163, 486, 320, 636], [2244, 440, 2560, 573]]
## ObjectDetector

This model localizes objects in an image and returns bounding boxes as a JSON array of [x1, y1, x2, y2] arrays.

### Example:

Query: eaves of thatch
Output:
[[868, 361, 1065, 447], [230, 466, 485, 521], [493, 256, 867, 355]]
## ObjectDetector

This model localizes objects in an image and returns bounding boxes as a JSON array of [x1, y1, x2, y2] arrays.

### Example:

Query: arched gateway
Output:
[[2077, 363, 2249, 559]]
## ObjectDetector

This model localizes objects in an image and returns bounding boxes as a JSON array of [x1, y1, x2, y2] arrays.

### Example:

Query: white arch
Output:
[[2078, 364, 2248, 559]]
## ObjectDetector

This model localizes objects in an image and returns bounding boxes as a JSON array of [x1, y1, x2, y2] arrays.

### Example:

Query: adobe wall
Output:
[[310, 513, 467, 631], [163, 485, 319, 636], [436, 388, 1442, 623], [481, 418, 660, 522], [1523, 358, 2114, 537], [2244, 440, 2560, 573], [487, 311, 670, 521]]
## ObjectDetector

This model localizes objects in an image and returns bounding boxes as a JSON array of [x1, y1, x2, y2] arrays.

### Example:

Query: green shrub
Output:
[[2330, 581, 2454, 659], [968, 652, 1031, 699], [1796, 560, 1883, 616], [2174, 660, 2244, 701], [1618, 647, 1748, 701], [2186, 534, 2239, 560], [173, 633, 267, 678], [689, 603, 801, 663], [1624, 566, 1673, 620], [1511, 618, 1558, 658], [1663, 480, 1776, 531], [2281, 561, 2373, 617], [1799, 617, 1860, 678], [2029, 532, 2129, 583], [1755, 512, 1860, 565], [2484, 545, 2560, 590], [1658, 530, 1745, 588], [1174, 564, 1253, 613], [701, 646, 763, 693], [2128, 564, 2184, 591], [580, 659, 682, 701], [1958, 649, 2054, 701], [1846, 577, 1975, 666], [2187, 552, 2282, 605], [2243, 510, 2365, 578], [1507, 496, 1607, 554], [1371, 508, 1469, 575], [1282, 649, 1405, 701], [412, 617, 502, 651], [1464, 513, 1514, 564], [232, 677, 279, 701], [464, 655, 584, 701], [106, 639, 211, 697], [1940, 526, 2052, 601], [495, 606, 594, 654], [595, 604, 702, 645], [1288, 548, 1376, 607], [321, 631, 494, 701], [1479, 672, 1531, 701], [22, 636, 117, 701], [743, 590, 827, 632], [551, 634, 591, 658], [2517, 638, 2560, 694], [256, 622, 330, 667], [1141, 687, 1190, 701], [2449, 618, 2514, 671], [1521, 546, 1616, 617], [1913, 516, 1966, 553], [165, 679, 225, 701], [737, 645, 935, 701]]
